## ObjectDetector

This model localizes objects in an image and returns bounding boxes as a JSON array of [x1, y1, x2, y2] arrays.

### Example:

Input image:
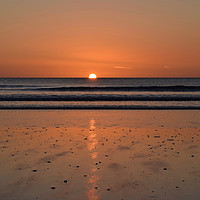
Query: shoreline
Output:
[[0, 107, 200, 110]]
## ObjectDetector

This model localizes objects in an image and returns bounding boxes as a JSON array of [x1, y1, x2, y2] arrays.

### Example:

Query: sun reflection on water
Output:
[[87, 119, 100, 200]]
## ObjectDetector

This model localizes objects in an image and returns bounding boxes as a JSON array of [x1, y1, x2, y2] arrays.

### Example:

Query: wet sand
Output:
[[0, 110, 200, 200]]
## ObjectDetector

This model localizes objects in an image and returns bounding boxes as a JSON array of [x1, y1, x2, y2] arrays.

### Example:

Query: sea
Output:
[[0, 78, 200, 109]]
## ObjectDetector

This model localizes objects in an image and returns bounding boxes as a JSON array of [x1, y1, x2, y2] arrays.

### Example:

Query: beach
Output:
[[0, 110, 200, 200], [1, 0, 200, 199]]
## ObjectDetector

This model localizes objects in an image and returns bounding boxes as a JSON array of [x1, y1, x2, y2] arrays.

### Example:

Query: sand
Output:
[[0, 110, 200, 200]]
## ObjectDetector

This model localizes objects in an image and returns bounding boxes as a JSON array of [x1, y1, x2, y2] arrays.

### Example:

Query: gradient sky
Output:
[[0, 0, 200, 77]]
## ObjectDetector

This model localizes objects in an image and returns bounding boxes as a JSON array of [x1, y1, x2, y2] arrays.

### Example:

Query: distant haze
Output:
[[0, 0, 200, 77]]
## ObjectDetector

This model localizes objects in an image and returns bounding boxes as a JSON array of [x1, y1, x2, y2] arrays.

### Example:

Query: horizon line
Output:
[[0, 77, 200, 79]]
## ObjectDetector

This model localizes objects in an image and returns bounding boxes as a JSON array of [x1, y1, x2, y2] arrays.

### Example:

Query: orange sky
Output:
[[0, 0, 200, 77]]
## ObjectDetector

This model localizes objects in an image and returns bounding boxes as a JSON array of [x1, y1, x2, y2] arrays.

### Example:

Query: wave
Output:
[[1, 85, 200, 91], [0, 84, 42, 88], [0, 94, 200, 101], [0, 105, 199, 110]]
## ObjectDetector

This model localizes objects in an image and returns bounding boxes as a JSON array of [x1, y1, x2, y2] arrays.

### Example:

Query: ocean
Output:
[[0, 78, 200, 109]]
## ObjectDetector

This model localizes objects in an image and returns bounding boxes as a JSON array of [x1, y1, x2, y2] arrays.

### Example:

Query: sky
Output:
[[0, 0, 200, 77]]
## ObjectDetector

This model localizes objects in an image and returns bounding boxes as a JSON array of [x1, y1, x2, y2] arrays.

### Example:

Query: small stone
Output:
[[47, 161, 51, 163], [95, 186, 99, 190], [107, 188, 111, 191], [32, 170, 37, 172], [163, 168, 167, 171], [64, 180, 68, 183], [51, 187, 55, 189], [84, 174, 87, 177]]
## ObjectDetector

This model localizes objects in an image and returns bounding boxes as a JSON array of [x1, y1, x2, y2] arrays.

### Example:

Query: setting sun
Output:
[[89, 73, 97, 79]]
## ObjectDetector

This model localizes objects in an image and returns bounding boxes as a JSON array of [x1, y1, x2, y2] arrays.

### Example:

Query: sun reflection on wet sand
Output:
[[87, 119, 99, 200], [1, 111, 200, 200]]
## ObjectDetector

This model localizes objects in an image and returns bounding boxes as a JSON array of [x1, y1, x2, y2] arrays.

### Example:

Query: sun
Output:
[[89, 73, 97, 79]]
